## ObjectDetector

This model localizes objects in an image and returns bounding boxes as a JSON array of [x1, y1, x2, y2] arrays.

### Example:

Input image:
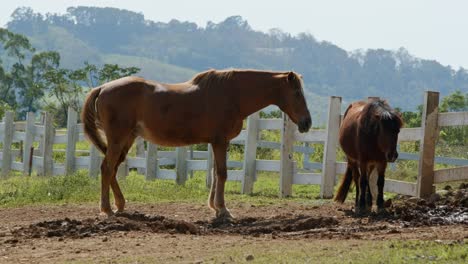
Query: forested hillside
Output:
[[4, 6, 468, 114]]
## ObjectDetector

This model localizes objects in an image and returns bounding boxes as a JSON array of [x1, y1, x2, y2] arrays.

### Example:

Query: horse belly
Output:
[[137, 120, 210, 147]]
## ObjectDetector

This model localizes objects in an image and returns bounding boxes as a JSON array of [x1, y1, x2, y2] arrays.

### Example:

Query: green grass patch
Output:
[[207, 240, 468, 264], [91, 239, 468, 264], [0, 170, 323, 208]]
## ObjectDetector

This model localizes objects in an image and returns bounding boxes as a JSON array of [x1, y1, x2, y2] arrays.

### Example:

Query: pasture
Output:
[[0, 91, 467, 263], [0, 172, 467, 263]]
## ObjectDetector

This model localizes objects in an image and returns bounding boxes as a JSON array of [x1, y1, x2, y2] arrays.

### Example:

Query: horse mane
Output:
[[361, 99, 403, 133], [190, 69, 303, 90], [190, 69, 235, 89]]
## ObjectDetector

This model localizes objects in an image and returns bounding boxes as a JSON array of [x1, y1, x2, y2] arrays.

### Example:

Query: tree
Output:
[[19, 51, 60, 116], [398, 105, 423, 128], [42, 62, 140, 126], [98, 64, 140, 84], [0, 28, 35, 115], [439, 90, 468, 146], [0, 28, 141, 124], [440, 90, 468, 112]]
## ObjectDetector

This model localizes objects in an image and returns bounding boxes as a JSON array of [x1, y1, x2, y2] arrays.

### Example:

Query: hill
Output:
[[5, 6, 468, 116]]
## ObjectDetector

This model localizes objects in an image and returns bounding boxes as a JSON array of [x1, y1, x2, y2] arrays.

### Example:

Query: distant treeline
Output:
[[5, 6, 468, 110], [0, 28, 140, 126]]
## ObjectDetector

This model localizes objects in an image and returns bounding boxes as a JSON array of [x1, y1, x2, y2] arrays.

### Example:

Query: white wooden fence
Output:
[[0, 91, 466, 198]]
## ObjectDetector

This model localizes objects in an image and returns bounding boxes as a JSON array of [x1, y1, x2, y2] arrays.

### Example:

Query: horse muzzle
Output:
[[298, 116, 312, 133]]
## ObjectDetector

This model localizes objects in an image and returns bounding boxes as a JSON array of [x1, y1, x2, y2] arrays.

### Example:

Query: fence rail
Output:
[[0, 91, 467, 198]]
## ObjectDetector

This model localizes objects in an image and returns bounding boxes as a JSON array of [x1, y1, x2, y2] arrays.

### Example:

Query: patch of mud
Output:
[[11, 212, 338, 240], [387, 184, 468, 226], [7, 184, 467, 241], [343, 183, 468, 226], [12, 211, 199, 239], [202, 214, 339, 235]]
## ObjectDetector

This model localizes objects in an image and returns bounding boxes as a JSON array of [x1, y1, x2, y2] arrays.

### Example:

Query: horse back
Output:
[[95, 76, 242, 146]]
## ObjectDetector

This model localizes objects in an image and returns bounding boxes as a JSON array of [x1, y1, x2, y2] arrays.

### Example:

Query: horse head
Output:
[[277, 72, 311, 133], [363, 100, 403, 162]]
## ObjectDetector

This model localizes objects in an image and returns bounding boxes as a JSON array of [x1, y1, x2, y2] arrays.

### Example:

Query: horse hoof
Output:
[[354, 207, 370, 216], [216, 207, 235, 220], [208, 201, 216, 211], [377, 207, 388, 215], [113, 209, 125, 214], [100, 210, 114, 218]]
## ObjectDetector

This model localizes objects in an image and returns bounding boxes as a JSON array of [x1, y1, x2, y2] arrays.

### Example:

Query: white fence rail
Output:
[[0, 91, 467, 198]]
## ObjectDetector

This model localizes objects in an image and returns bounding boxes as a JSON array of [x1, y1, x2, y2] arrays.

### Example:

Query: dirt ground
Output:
[[0, 186, 467, 263]]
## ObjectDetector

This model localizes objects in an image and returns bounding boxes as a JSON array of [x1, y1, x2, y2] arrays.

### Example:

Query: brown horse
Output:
[[334, 99, 402, 214], [82, 69, 311, 218]]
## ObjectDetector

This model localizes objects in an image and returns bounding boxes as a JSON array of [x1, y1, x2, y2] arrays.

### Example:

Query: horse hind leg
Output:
[[99, 135, 134, 216], [100, 146, 122, 217], [100, 155, 114, 216], [111, 136, 136, 213]]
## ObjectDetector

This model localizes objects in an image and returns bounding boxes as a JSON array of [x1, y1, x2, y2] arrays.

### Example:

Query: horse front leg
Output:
[[367, 165, 377, 210], [208, 157, 217, 210], [211, 141, 233, 219], [376, 162, 387, 213], [352, 165, 360, 209], [357, 164, 370, 215]]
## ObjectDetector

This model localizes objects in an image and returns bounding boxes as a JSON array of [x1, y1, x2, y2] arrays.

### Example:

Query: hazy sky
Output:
[[1, 0, 467, 69]]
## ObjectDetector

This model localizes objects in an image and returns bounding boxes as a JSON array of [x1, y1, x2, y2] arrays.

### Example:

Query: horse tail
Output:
[[334, 165, 353, 203], [81, 87, 107, 154]]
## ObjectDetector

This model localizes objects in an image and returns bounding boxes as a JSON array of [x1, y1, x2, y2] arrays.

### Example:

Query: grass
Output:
[[0, 170, 323, 208], [1, 148, 465, 263], [208, 240, 468, 264], [95, 239, 468, 264]]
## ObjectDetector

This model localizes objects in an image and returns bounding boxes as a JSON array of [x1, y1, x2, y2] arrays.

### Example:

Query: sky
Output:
[[1, 0, 467, 70]]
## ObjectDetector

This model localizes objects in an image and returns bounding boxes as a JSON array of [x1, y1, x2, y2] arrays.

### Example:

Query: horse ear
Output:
[[287, 72, 295, 82]]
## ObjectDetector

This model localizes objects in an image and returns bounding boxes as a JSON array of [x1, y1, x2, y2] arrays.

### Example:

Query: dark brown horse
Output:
[[334, 99, 402, 214], [82, 69, 311, 218]]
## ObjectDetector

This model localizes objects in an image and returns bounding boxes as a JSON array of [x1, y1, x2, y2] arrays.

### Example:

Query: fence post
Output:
[[42, 112, 54, 176], [136, 137, 146, 174], [320, 96, 342, 198], [23, 112, 35, 175], [417, 91, 439, 198], [189, 146, 194, 179], [280, 113, 295, 197], [116, 158, 127, 179], [37, 112, 45, 155], [65, 107, 77, 175], [88, 145, 101, 178], [176, 146, 187, 184], [145, 142, 158, 180], [206, 144, 214, 188], [1, 112, 14, 177], [242, 112, 259, 194]]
